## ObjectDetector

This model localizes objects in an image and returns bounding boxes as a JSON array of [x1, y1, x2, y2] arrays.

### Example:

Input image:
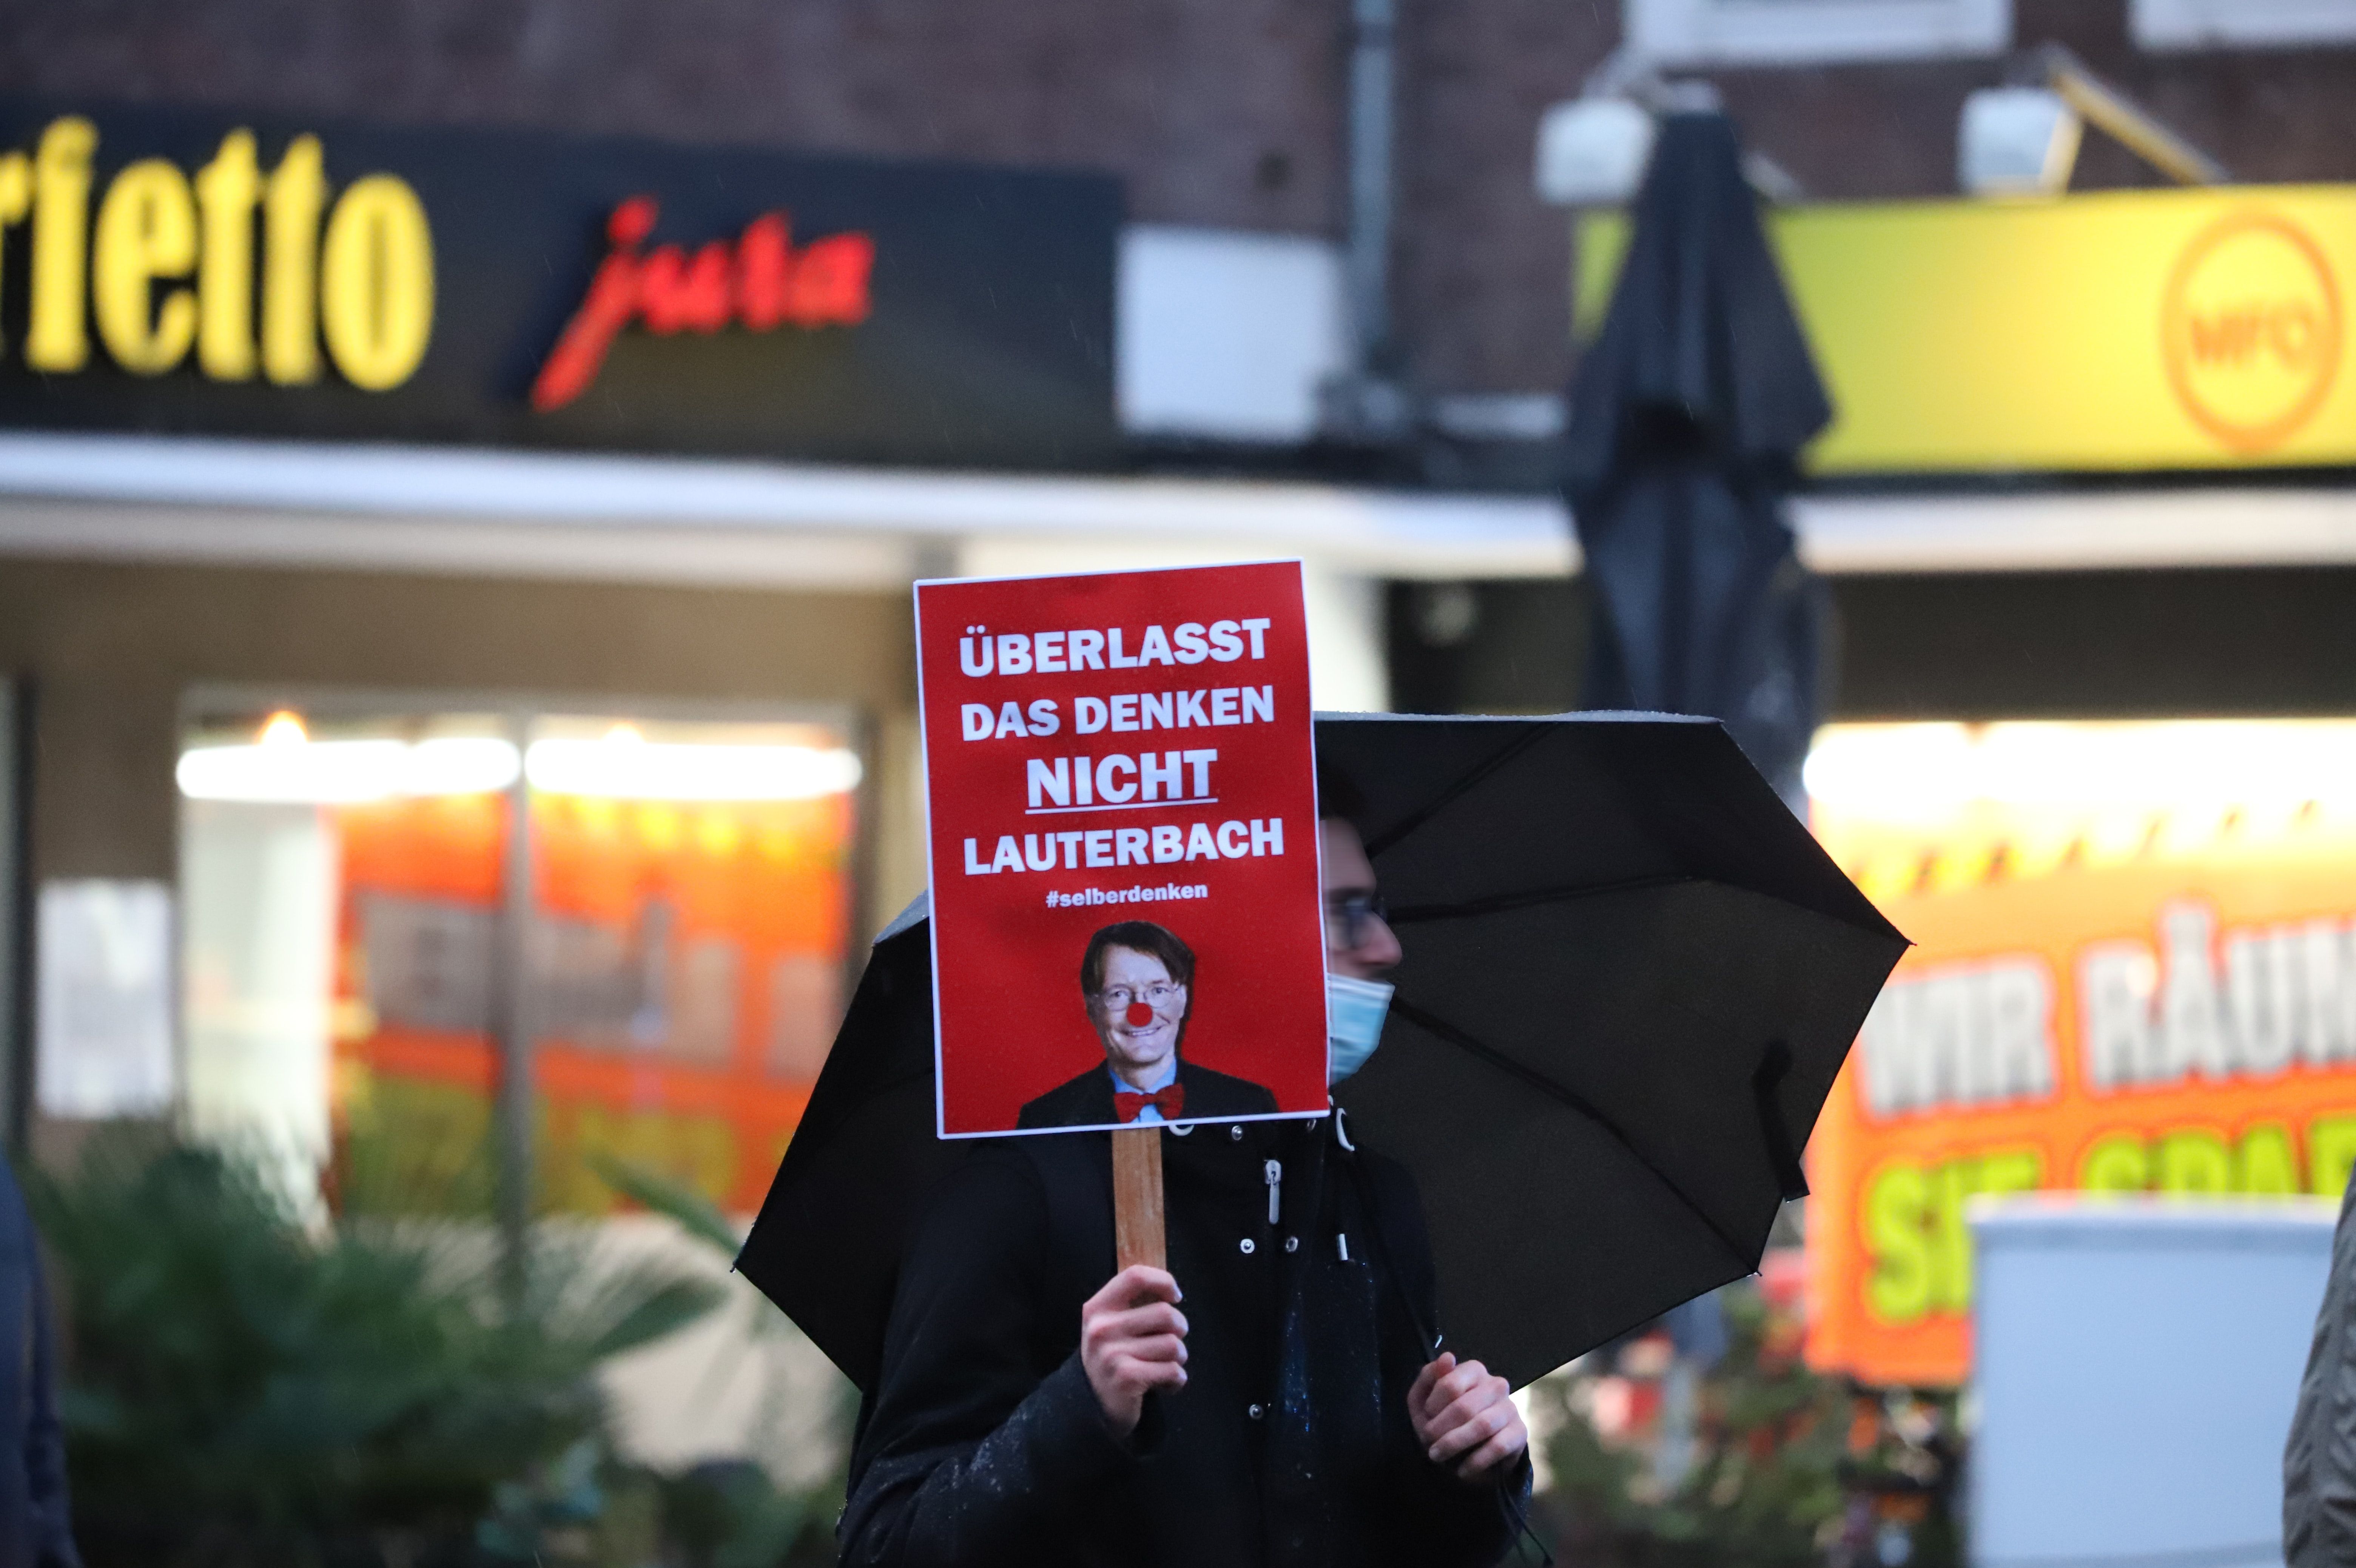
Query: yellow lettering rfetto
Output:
[[92, 158, 200, 375], [0, 116, 435, 391], [193, 130, 261, 380], [319, 174, 435, 390], [0, 152, 31, 354], [261, 133, 326, 385], [27, 116, 95, 373]]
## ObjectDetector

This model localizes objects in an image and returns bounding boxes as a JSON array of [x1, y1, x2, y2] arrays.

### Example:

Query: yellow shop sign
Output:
[[1576, 185, 2356, 474], [0, 115, 434, 391]]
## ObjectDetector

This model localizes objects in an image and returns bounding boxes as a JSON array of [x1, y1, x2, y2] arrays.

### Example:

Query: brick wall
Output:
[[1396, 0, 2356, 394], [1392, 0, 1614, 397], [1712, 0, 2356, 203], [0, 0, 1345, 233], [2, 0, 2353, 404]]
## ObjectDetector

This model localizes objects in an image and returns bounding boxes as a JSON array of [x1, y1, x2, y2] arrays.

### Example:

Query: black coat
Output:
[[1016, 1059, 1277, 1131], [838, 1114, 1530, 1568]]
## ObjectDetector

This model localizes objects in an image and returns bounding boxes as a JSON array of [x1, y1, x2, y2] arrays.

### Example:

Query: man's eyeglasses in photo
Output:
[[1093, 982, 1186, 1012]]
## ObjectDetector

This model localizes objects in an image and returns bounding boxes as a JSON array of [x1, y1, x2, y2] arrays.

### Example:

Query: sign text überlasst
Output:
[[915, 562, 1328, 1137]]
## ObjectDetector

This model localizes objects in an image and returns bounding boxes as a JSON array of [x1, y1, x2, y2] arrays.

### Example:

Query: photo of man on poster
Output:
[[918, 561, 1331, 1136], [1017, 921, 1278, 1130]]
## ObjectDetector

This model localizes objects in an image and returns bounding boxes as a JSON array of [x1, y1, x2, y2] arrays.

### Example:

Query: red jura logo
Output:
[[530, 195, 875, 412]]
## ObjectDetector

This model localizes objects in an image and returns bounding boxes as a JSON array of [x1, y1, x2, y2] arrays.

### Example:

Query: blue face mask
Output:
[[1328, 973, 1395, 1085]]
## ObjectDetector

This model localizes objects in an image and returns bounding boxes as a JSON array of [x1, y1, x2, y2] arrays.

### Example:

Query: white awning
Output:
[[0, 430, 2351, 586], [1793, 486, 2356, 574], [0, 432, 1570, 587]]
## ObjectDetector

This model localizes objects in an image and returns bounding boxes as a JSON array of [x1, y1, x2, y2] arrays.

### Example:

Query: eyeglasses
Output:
[[1326, 890, 1389, 948], [1094, 982, 1186, 1012]]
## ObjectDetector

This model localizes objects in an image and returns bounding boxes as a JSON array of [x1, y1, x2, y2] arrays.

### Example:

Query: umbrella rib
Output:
[[1386, 872, 1693, 926], [1362, 728, 1549, 861], [1385, 994, 1759, 1275]]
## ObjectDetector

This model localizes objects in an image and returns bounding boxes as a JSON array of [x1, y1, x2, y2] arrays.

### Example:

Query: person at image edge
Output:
[[0, 1156, 75, 1568], [1016, 921, 1279, 1131], [837, 761, 1532, 1567]]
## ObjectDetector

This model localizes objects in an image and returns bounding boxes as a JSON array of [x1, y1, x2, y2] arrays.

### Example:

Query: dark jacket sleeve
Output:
[[24, 1246, 76, 1568], [838, 1154, 1137, 1568], [1361, 1152, 1534, 1568], [2287, 1164, 2356, 1568]]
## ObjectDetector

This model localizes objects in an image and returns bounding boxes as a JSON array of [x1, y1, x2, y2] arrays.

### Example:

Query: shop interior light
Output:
[[523, 731, 863, 801], [181, 714, 858, 805], [1801, 724, 1982, 822], [179, 737, 413, 803], [177, 722, 522, 804], [395, 737, 524, 796], [1809, 721, 2356, 818], [1809, 719, 2356, 900]]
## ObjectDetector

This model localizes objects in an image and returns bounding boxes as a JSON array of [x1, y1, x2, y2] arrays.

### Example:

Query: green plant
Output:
[[26, 1137, 725, 1568], [589, 1152, 854, 1568], [657, 1460, 823, 1568], [1532, 1284, 1855, 1568]]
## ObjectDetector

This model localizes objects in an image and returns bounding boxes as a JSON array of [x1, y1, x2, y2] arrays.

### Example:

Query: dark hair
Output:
[[1316, 755, 1368, 829], [1080, 921, 1196, 997]]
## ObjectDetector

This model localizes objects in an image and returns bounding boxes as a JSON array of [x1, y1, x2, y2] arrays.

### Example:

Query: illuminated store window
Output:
[[1808, 719, 2356, 894], [1807, 717, 2356, 1139], [1803, 717, 2356, 1383], [177, 700, 862, 1216]]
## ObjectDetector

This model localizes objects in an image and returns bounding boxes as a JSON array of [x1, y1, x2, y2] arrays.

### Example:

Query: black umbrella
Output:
[[1320, 711, 1900, 1387], [739, 713, 1903, 1392], [1565, 111, 1833, 806], [737, 900, 953, 1395]]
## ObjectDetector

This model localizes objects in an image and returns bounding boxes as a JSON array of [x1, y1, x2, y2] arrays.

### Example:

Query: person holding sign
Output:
[[835, 754, 1531, 1568], [1016, 922, 1278, 1130]]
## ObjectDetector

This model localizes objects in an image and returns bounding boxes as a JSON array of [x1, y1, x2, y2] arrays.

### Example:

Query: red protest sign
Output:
[[916, 561, 1328, 1138]]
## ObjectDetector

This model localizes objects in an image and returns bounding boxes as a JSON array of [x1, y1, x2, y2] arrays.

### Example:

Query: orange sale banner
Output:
[[1803, 721, 2356, 1387]]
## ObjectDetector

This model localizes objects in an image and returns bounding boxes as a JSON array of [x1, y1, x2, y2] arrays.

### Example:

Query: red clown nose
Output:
[[1126, 1002, 1156, 1027]]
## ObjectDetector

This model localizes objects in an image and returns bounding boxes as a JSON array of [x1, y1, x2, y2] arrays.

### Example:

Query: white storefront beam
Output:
[[1793, 487, 2356, 574], [3, 433, 2356, 591], [0, 432, 1572, 587]]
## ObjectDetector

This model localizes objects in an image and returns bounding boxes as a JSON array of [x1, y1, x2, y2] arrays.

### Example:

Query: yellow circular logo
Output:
[[2163, 211, 2342, 455]]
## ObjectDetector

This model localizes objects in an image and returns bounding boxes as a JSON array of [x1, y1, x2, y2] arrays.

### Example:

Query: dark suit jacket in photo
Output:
[[1015, 1058, 1278, 1130]]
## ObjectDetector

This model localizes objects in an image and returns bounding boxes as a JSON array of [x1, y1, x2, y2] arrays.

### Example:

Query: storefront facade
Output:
[[0, 94, 1092, 1218], [0, 96, 1567, 1230], [1397, 178, 2356, 1388]]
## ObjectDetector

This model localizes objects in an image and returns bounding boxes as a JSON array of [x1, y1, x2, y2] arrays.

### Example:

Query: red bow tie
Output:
[[1114, 1083, 1185, 1123]]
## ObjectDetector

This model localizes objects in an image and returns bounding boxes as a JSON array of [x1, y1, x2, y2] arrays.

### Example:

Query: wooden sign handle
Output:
[[1112, 1125, 1166, 1272]]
